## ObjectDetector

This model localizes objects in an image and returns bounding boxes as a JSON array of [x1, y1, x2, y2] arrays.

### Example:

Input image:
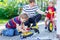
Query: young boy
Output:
[[2, 13, 29, 36], [45, 1, 56, 31]]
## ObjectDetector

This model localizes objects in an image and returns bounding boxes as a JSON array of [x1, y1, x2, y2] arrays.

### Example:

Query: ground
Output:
[[0, 21, 59, 40]]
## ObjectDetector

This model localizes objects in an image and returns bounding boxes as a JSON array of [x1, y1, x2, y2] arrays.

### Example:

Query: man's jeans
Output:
[[24, 14, 42, 27]]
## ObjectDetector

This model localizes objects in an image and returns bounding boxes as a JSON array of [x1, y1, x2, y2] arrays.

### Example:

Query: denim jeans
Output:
[[2, 28, 19, 36], [24, 14, 42, 27]]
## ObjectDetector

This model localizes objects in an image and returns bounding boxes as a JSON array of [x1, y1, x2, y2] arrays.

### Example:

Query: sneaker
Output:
[[45, 27, 48, 32], [0, 30, 2, 35], [31, 23, 38, 29], [54, 28, 57, 31], [45, 27, 47, 29], [34, 29, 40, 34]]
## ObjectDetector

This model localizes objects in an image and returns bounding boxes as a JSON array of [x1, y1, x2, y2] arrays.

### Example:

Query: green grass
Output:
[[0, 19, 8, 24]]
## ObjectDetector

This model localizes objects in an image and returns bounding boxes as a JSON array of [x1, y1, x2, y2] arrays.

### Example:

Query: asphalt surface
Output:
[[0, 22, 59, 40]]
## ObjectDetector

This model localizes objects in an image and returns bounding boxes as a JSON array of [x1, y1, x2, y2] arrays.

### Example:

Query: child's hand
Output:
[[44, 11, 48, 16], [48, 9, 52, 14], [26, 28, 30, 30], [45, 10, 48, 13], [16, 25, 21, 32]]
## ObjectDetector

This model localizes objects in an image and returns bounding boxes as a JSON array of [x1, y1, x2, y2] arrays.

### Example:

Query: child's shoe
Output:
[[45, 25, 48, 29], [45, 26, 48, 32], [0, 30, 2, 35], [54, 28, 57, 31], [45, 27, 47, 29]]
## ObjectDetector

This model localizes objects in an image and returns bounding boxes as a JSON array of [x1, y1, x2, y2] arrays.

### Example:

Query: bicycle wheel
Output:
[[48, 22, 53, 32]]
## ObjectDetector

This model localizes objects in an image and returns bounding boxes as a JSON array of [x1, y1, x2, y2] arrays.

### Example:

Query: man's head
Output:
[[29, 0, 35, 7], [19, 13, 29, 22], [48, 1, 54, 7]]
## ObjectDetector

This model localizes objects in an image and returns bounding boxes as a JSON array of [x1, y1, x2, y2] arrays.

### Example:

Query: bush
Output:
[[0, 0, 20, 19], [0, 6, 18, 19]]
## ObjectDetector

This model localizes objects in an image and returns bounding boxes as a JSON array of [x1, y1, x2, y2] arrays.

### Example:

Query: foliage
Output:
[[0, 0, 55, 19], [0, 0, 19, 19], [0, 0, 30, 19]]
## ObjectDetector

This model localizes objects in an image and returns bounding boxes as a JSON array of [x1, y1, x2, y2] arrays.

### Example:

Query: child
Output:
[[2, 13, 29, 36], [45, 1, 56, 31]]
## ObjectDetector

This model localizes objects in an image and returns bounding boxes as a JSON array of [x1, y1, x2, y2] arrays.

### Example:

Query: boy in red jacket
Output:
[[45, 1, 56, 31]]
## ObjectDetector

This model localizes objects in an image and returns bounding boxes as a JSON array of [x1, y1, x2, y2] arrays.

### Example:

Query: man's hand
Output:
[[37, 9, 45, 15]]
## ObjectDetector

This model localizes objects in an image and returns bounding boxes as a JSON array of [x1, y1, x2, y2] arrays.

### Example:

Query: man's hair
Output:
[[19, 13, 29, 19], [29, 0, 35, 3]]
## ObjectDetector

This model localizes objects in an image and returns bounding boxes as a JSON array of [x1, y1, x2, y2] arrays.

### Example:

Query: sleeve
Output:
[[46, 7, 48, 11], [36, 5, 39, 10], [54, 7, 56, 11], [21, 6, 26, 14], [45, 7, 48, 13], [36, 5, 45, 14]]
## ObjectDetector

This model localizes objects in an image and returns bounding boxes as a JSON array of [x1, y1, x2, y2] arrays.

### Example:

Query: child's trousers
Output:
[[2, 28, 19, 36]]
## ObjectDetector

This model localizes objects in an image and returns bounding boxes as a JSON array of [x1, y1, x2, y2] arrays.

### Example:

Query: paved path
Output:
[[0, 21, 59, 40]]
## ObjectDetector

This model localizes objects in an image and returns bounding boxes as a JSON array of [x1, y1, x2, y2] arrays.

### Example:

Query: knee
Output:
[[14, 29, 19, 35], [39, 14, 42, 16], [24, 22, 29, 26], [5, 29, 14, 36], [45, 17, 48, 22], [38, 14, 42, 17]]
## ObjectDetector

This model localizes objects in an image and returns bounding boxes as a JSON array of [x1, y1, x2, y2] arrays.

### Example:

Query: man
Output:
[[22, 0, 45, 33]]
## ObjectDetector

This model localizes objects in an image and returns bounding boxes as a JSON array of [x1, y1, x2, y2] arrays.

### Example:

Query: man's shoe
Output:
[[34, 29, 40, 34], [32, 23, 38, 29]]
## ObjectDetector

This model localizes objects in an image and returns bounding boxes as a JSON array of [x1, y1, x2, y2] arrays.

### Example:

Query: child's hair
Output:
[[49, 1, 54, 4], [29, 0, 35, 3], [48, 1, 54, 6], [19, 13, 29, 19]]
